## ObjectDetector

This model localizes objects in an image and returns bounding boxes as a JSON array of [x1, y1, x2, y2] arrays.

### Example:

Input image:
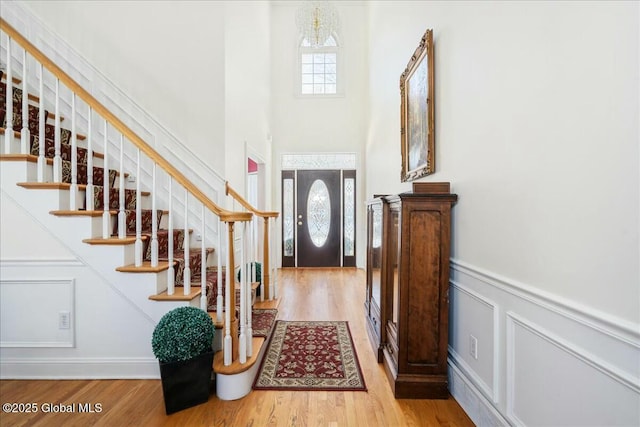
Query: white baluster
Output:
[[5, 35, 13, 154], [20, 48, 29, 154], [37, 63, 45, 182], [271, 219, 277, 299], [239, 221, 247, 364], [216, 218, 223, 322], [260, 229, 265, 304], [117, 134, 125, 239], [150, 163, 158, 267], [134, 148, 142, 266], [102, 120, 110, 239], [52, 79, 61, 182], [85, 108, 93, 210], [200, 204, 207, 311], [183, 191, 191, 295], [167, 177, 175, 295], [69, 94, 78, 210], [246, 220, 253, 357], [260, 218, 265, 302], [224, 222, 232, 366]]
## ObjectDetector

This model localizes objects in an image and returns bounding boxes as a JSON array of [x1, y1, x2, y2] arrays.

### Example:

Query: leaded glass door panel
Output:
[[296, 170, 341, 267]]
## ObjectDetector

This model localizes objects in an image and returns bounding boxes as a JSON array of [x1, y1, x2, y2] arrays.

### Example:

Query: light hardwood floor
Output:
[[0, 268, 474, 426]]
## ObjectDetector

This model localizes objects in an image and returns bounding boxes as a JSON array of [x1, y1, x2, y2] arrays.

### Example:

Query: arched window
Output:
[[299, 34, 340, 95]]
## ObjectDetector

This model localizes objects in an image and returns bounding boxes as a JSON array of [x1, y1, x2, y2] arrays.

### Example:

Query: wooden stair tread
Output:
[[0, 154, 37, 162], [83, 236, 148, 245], [19, 182, 85, 190], [0, 151, 105, 163], [116, 261, 172, 273], [50, 210, 107, 217], [208, 312, 224, 329], [253, 297, 281, 310], [148, 287, 201, 301], [213, 337, 265, 376], [18, 181, 149, 195]]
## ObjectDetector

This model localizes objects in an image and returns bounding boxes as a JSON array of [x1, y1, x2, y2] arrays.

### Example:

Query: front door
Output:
[[296, 170, 341, 267]]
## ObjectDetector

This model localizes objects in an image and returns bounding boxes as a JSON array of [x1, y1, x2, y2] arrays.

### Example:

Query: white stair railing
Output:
[[19, 48, 28, 154], [117, 135, 125, 238], [183, 190, 191, 294], [150, 163, 158, 267], [225, 181, 279, 301], [167, 176, 175, 295], [37, 63, 45, 182], [134, 148, 143, 266], [69, 93, 78, 210], [4, 34, 13, 154], [200, 205, 207, 310], [52, 78, 61, 182], [224, 222, 232, 366], [85, 107, 94, 209], [2, 19, 254, 368], [101, 119, 110, 238]]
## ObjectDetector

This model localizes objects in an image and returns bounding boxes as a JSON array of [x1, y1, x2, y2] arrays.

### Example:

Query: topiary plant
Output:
[[152, 306, 215, 364]]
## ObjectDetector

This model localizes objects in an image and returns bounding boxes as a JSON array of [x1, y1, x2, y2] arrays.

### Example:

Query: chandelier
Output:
[[295, 1, 340, 48]]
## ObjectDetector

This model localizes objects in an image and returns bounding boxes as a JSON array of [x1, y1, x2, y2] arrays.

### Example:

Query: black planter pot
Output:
[[159, 350, 214, 415]]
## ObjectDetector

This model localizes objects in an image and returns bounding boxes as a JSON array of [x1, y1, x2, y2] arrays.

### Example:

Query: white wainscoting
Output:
[[0, 278, 75, 348], [448, 259, 640, 427]]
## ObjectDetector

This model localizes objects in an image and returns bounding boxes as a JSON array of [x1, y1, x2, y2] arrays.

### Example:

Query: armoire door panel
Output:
[[407, 210, 441, 365]]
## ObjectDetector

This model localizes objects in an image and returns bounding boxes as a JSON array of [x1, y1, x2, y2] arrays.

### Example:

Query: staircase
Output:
[[0, 18, 279, 401]]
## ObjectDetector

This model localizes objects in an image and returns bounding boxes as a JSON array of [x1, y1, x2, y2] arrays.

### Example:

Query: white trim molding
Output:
[[449, 281, 500, 404], [450, 258, 640, 345], [448, 259, 640, 427], [0, 278, 76, 348], [0, 258, 84, 268], [0, 357, 159, 379]]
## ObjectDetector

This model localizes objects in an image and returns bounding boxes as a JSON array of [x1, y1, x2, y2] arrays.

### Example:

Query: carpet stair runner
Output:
[[1, 48, 277, 399], [1, 71, 268, 327]]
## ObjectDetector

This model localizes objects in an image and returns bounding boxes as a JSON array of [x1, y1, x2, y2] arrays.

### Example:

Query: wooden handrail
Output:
[[225, 181, 279, 218], [0, 18, 251, 224]]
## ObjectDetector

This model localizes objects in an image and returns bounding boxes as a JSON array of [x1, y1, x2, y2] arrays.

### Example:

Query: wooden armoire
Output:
[[365, 182, 457, 399]]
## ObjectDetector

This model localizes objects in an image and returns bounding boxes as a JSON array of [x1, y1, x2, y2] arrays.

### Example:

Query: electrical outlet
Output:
[[59, 311, 71, 330], [127, 175, 136, 183], [195, 233, 202, 242], [469, 335, 478, 360]]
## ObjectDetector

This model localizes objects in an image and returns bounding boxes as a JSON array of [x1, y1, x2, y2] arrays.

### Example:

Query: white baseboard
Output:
[[0, 357, 160, 379], [448, 358, 509, 426]]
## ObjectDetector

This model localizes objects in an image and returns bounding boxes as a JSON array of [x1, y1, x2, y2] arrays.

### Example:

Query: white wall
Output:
[[367, 1, 639, 425], [21, 0, 227, 174], [224, 1, 272, 199], [367, 0, 639, 323], [270, 1, 368, 267], [0, 190, 159, 378]]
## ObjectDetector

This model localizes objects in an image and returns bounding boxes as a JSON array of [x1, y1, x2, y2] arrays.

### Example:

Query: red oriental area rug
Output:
[[253, 320, 367, 391]]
